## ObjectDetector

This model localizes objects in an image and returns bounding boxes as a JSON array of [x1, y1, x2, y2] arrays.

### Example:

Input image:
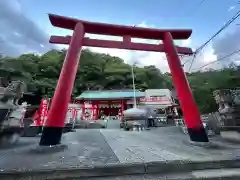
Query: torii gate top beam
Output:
[[48, 14, 193, 55], [49, 14, 192, 40]]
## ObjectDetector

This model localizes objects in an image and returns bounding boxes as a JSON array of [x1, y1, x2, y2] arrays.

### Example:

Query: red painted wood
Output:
[[163, 32, 203, 129], [48, 14, 192, 40], [44, 23, 85, 127]]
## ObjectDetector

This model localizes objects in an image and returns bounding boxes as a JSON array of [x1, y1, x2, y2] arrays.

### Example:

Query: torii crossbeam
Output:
[[39, 14, 208, 146]]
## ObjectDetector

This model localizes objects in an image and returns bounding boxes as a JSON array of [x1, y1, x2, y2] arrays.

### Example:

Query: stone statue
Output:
[[213, 88, 240, 141], [0, 78, 26, 146]]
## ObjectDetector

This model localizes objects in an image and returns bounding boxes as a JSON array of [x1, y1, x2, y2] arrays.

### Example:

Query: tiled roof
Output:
[[75, 90, 145, 100]]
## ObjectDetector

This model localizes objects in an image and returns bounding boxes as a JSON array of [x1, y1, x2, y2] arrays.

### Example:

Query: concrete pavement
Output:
[[101, 127, 240, 163], [1, 127, 240, 179], [0, 130, 119, 171]]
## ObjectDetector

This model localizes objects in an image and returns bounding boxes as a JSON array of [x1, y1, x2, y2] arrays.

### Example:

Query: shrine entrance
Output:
[[77, 90, 141, 120], [97, 101, 122, 117], [81, 100, 124, 120], [40, 14, 209, 146]]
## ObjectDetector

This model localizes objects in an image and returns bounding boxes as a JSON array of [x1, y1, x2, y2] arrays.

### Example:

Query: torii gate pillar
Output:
[[163, 32, 208, 142], [39, 23, 84, 145], [39, 14, 208, 146]]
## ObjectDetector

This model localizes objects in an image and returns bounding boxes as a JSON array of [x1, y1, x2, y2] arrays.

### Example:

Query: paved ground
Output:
[[1, 126, 240, 173], [95, 120, 120, 129], [101, 127, 240, 163], [106, 120, 121, 129], [0, 130, 119, 171]]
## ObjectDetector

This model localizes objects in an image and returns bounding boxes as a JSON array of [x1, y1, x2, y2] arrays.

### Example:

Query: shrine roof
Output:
[[75, 90, 145, 100]]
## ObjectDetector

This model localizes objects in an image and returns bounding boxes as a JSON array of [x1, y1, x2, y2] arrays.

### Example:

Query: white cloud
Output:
[[56, 22, 212, 73], [181, 38, 191, 47], [88, 47, 169, 72], [182, 43, 220, 72], [228, 6, 235, 11], [85, 22, 193, 72], [202, 47, 217, 63], [235, 60, 240, 65], [137, 21, 148, 28]]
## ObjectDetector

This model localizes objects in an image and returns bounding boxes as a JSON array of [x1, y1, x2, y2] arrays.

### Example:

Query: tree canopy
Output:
[[0, 49, 239, 114]]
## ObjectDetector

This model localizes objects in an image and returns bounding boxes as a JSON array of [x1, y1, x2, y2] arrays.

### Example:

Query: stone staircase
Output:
[[89, 168, 240, 180]]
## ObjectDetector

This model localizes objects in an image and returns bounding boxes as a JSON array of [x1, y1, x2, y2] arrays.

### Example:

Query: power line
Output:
[[196, 10, 240, 54], [195, 0, 207, 9], [186, 9, 240, 72], [179, 1, 208, 67], [188, 54, 197, 72], [198, 0, 207, 5], [180, 54, 195, 67], [191, 48, 240, 71], [186, 0, 208, 16]]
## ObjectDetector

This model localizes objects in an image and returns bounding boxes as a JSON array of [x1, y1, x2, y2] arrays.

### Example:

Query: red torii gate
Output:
[[39, 14, 209, 146]]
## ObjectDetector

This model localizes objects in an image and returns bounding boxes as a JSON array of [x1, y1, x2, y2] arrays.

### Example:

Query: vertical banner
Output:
[[71, 108, 77, 129], [42, 98, 50, 128], [19, 102, 27, 127], [91, 104, 95, 120], [95, 104, 99, 120], [71, 108, 77, 122], [66, 109, 71, 124], [120, 100, 124, 121], [81, 103, 85, 120], [33, 110, 39, 126], [38, 98, 49, 126]]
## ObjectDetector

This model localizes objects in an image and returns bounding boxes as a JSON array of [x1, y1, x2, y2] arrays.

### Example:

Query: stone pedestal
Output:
[[220, 131, 240, 142]]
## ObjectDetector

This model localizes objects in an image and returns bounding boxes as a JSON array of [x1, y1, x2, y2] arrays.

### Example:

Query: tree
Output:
[[0, 49, 239, 114]]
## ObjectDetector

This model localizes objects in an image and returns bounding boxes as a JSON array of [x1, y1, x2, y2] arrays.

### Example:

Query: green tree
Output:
[[0, 49, 239, 114]]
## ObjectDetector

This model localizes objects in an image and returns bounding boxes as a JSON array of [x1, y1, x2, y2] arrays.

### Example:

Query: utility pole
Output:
[[131, 63, 137, 108]]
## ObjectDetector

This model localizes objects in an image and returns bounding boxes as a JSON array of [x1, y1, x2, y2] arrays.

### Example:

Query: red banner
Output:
[[36, 98, 49, 126], [71, 108, 77, 119]]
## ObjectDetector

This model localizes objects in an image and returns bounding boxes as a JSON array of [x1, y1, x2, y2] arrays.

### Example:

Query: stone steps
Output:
[[2, 160, 240, 180], [82, 168, 240, 180]]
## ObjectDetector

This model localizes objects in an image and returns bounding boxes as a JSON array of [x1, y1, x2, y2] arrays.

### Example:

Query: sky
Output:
[[0, 0, 240, 72]]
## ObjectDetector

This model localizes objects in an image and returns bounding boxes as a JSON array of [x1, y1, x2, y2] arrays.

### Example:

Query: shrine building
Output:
[[72, 90, 145, 120], [67, 89, 179, 121], [139, 89, 178, 114]]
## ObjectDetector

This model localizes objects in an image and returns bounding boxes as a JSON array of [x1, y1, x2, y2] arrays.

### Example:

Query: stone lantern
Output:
[[0, 78, 26, 146]]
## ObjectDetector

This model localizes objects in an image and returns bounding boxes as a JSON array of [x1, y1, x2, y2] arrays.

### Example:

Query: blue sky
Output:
[[1, 0, 240, 72], [20, 0, 238, 47]]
